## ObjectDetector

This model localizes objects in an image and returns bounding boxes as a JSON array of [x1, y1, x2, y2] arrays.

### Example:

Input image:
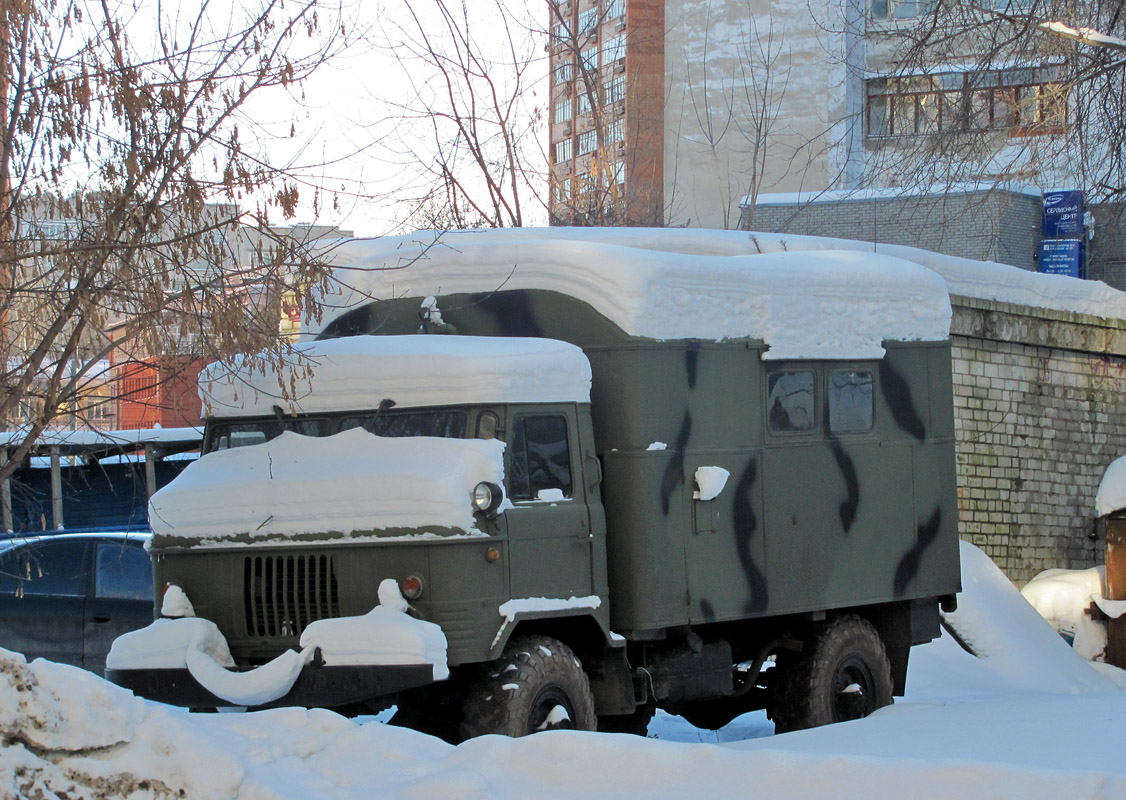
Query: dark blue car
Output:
[[0, 532, 154, 674]]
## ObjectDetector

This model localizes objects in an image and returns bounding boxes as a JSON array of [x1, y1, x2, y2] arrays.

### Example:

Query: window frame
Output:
[[765, 368, 818, 437], [507, 413, 575, 501]]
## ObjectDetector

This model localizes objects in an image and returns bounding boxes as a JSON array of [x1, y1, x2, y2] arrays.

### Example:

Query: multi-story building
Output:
[[547, 1, 1125, 284]]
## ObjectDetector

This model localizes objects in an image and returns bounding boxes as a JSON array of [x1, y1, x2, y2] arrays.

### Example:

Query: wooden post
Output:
[[144, 444, 157, 500], [1105, 516, 1126, 669], [50, 445, 63, 530], [1, 448, 11, 533]]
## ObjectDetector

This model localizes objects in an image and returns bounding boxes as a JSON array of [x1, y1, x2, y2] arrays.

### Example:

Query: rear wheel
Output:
[[460, 635, 596, 739], [771, 615, 893, 734]]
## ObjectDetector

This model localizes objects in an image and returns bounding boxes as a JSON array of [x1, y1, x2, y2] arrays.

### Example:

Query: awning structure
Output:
[[1, 427, 203, 533]]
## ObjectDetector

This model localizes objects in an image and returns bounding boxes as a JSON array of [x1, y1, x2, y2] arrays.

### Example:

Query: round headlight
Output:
[[472, 481, 504, 516]]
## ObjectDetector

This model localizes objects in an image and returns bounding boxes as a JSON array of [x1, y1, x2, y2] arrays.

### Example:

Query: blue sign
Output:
[[1042, 190, 1084, 238], [1039, 238, 1083, 278]]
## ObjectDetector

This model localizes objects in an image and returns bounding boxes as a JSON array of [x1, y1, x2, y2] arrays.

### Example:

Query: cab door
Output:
[[502, 407, 594, 599]]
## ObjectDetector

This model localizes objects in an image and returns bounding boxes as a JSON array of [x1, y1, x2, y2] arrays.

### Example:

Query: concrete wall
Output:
[[743, 190, 1043, 269], [951, 296, 1126, 584]]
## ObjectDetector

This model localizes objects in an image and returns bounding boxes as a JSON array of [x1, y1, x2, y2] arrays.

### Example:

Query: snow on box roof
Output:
[[306, 227, 1126, 348], [305, 230, 953, 360], [200, 335, 591, 418]]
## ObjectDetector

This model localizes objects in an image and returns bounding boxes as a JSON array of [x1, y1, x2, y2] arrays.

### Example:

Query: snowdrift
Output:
[[3, 543, 1125, 800]]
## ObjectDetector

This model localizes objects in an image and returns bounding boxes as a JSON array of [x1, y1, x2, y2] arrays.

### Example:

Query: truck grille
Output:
[[243, 554, 340, 638]]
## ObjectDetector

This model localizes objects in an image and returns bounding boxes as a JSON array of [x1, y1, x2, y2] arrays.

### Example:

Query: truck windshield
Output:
[[204, 410, 468, 453], [205, 418, 331, 453], [340, 410, 466, 438]]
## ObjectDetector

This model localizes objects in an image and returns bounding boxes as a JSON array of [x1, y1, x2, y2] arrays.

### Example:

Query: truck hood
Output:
[[148, 428, 505, 546]]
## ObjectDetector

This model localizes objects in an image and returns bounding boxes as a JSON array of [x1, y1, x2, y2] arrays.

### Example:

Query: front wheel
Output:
[[771, 615, 893, 734], [460, 635, 596, 739]]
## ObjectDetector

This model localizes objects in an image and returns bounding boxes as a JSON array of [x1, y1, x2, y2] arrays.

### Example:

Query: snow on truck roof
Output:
[[305, 229, 954, 361], [200, 335, 592, 418], [306, 226, 1126, 349]]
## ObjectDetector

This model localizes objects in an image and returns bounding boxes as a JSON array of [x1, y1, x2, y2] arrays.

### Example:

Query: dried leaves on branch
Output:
[[0, 0, 351, 482]]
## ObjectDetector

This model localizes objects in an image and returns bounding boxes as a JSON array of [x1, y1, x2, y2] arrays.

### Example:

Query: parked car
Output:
[[0, 532, 154, 674]]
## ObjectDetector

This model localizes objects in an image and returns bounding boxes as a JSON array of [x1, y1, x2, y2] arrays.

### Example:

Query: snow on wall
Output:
[[306, 228, 1126, 335], [304, 230, 952, 361], [1095, 454, 1126, 517], [148, 428, 505, 542], [201, 335, 591, 418]]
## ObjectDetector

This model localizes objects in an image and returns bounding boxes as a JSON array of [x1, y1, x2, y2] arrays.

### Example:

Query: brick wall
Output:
[[951, 296, 1126, 584]]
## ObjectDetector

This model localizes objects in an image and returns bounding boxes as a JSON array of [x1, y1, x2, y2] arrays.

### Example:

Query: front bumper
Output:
[[106, 662, 437, 709]]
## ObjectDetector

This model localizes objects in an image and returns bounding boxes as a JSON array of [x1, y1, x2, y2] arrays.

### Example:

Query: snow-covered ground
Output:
[[4, 541, 1126, 800]]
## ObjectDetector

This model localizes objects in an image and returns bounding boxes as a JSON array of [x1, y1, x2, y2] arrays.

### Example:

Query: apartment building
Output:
[[547, 0, 1119, 271]]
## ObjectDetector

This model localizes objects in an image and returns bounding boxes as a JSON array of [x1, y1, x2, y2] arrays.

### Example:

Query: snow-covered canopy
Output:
[[304, 230, 953, 361], [148, 428, 506, 543], [304, 228, 1126, 348], [200, 335, 592, 418]]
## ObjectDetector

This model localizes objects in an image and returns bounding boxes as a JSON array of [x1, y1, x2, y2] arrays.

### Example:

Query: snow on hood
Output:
[[200, 335, 591, 418], [148, 428, 505, 543], [303, 230, 952, 360]]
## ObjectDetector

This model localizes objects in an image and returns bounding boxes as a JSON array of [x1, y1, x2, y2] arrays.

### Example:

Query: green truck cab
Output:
[[108, 230, 961, 738]]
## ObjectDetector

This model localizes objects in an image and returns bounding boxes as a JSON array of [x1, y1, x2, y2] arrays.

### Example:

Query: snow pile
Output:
[[694, 466, 731, 501], [108, 580, 448, 706], [1021, 566, 1108, 660], [306, 232, 952, 360], [942, 541, 1116, 694], [201, 335, 592, 418], [1095, 454, 1126, 517], [149, 428, 505, 543], [4, 541, 1126, 799], [301, 579, 449, 679]]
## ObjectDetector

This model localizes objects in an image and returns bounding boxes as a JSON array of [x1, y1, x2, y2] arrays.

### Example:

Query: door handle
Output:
[[92, 615, 111, 623]]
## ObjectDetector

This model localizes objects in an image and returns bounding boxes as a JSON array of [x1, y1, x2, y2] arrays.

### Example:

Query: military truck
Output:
[[108, 229, 961, 739]]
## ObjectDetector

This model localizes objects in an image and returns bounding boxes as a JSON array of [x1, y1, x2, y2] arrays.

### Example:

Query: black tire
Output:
[[771, 615, 893, 734], [460, 635, 596, 739]]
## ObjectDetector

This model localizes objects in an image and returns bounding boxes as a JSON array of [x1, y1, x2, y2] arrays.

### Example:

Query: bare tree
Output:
[[0, 0, 353, 485], [371, 0, 547, 230]]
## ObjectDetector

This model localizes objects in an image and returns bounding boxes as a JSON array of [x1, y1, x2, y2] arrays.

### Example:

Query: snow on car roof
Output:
[[303, 229, 954, 360], [200, 335, 591, 419]]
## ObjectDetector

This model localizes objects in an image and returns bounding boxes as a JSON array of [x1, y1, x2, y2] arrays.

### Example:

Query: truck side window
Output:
[[95, 543, 154, 601], [767, 371, 815, 433], [829, 370, 874, 434], [509, 415, 573, 500]]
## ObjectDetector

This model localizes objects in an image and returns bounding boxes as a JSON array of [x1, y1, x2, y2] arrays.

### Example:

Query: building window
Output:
[[553, 62, 573, 85], [578, 88, 593, 114], [870, 0, 935, 20], [578, 129, 598, 155], [610, 160, 625, 186], [601, 34, 625, 64], [606, 119, 624, 144], [555, 137, 573, 163], [581, 46, 599, 72], [605, 75, 625, 104], [607, 0, 625, 18], [555, 176, 573, 202], [866, 68, 1066, 140], [551, 20, 571, 44], [578, 8, 600, 36], [554, 97, 573, 124]]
